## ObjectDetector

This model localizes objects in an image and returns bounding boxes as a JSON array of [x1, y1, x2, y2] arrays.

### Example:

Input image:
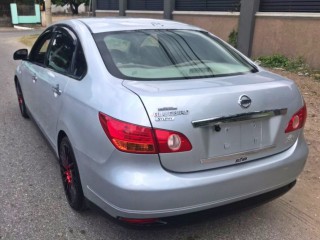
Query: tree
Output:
[[51, 0, 89, 15]]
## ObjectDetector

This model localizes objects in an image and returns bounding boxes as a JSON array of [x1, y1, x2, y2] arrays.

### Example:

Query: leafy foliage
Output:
[[256, 54, 320, 81], [256, 54, 306, 72], [228, 29, 238, 48]]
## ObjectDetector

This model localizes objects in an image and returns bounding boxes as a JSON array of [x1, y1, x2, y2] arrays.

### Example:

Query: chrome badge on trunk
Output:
[[238, 95, 252, 108]]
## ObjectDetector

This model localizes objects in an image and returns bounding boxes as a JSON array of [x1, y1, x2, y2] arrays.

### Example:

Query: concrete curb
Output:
[[13, 25, 34, 30]]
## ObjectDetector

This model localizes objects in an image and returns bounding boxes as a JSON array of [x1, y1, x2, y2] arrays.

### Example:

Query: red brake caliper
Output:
[[65, 168, 72, 184]]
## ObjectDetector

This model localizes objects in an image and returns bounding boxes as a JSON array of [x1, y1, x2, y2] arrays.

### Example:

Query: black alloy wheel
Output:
[[59, 136, 86, 211], [15, 81, 29, 118]]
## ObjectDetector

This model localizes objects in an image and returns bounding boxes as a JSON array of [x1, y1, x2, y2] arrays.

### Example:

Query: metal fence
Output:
[[96, 0, 320, 13], [175, 0, 241, 12], [17, 4, 36, 16], [0, 0, 35, 17], [0, 0, 11, 17], [97, 0, 119, 10], [0, 0, 11, 26], [260, 0, 320, 12], [15, 0, 36, 16], [127, 0, 163, 11]]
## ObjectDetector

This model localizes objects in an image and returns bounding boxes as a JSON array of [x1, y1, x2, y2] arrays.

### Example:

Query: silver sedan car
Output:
[[13, 18, 308, 224]]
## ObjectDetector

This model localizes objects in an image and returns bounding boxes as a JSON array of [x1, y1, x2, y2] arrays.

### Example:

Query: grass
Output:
[[256, 54, 320, 81], [19, 34, 39, 47], [256, 54, 306, 71]]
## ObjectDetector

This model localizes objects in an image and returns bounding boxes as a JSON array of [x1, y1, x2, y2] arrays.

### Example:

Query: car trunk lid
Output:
[[123, 71, 302, 173]]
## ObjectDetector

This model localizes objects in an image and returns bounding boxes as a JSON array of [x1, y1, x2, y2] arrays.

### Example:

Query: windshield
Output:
[[94, 29, 257, 80]]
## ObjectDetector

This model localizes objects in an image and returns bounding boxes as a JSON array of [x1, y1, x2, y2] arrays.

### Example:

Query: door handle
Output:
[[32, 74, 37, 83], [52, 84, 62, 96]]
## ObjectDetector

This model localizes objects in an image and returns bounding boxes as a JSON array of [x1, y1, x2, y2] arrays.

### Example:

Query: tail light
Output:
[[99, 112, 192, 154], [285, 103, 307, 133]]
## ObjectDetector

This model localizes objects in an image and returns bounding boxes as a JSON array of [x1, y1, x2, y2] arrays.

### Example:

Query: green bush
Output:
[[256, 54, 306, 72], [256, 54, 320, 81], [228, 29, 238, 48]]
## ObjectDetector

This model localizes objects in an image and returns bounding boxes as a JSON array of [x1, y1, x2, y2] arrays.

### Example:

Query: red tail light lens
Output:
[[285, 103, 307, 133], [99, 112, 156, 154], [99, 112, 192, 154]]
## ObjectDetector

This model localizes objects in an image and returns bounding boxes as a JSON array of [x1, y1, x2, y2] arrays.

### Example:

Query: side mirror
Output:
[[13, 49, 28, 60]]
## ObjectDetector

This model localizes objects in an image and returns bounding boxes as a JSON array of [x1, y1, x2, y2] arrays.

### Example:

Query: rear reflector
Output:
[[118, 217, 159, 224], [99, 112, 192, 154], [285, 102, 307, 133], [155, 129, 192, 153]]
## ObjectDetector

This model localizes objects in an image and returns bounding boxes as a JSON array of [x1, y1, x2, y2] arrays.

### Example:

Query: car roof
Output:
[[67, 18, 203, 34]]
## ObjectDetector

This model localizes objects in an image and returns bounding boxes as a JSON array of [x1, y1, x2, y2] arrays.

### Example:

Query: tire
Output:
[[59, 136, 86, 211], [15, 80, 29, 118]]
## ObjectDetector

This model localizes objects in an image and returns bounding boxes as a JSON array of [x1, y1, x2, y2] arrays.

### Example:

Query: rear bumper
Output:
[[77, 135, 308, 219]]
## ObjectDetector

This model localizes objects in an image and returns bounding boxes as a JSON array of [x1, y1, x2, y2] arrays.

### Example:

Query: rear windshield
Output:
[[94, 30, 257, 80]]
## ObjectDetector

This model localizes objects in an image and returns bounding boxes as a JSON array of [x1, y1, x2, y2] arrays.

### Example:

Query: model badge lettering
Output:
[[155, 117, 175, 121], [235, 156, 248, 163], [158, 107, 178, 111], [154, 107, 189, 120], [154, 110, 189, 117]]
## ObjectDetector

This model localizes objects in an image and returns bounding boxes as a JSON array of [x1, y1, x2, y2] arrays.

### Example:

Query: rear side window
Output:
[[73, 45, 87, 78], [94, 30, 257, 80]]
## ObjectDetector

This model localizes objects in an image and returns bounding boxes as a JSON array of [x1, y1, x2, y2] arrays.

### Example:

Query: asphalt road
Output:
[[0, 29, 319, 240]]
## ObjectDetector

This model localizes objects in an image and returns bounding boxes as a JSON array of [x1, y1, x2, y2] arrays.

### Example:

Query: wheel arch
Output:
[[58, 129, 87, 210], [57, 130, 67, 155], [14, 75, 18, 86]]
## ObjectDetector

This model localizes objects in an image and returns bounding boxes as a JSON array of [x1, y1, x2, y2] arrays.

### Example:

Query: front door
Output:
[[22, 29, 53, 124]]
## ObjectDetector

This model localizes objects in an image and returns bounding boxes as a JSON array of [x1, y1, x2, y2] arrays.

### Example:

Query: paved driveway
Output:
[[0, 29, 319, 240]]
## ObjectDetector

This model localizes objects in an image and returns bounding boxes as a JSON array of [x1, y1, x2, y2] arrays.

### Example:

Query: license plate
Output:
[[208, 119, 271, 157]]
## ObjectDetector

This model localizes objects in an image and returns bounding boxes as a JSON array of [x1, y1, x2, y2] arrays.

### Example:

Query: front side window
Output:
[[94, 30, 257, 80], [29, 31, 52, 65], [47, 30, 75, 74]]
